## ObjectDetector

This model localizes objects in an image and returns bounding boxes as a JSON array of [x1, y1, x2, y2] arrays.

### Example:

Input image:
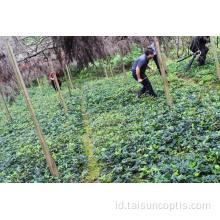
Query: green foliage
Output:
[[0, 86, 87, 183], [0, 42, 220, 183], [170, 47, 220, 89], [83, 73, 220, 183]]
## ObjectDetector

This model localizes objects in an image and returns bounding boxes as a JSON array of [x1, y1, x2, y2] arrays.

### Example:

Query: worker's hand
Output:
[[138, 78, 143, 83], [197, 50, 201, 54]]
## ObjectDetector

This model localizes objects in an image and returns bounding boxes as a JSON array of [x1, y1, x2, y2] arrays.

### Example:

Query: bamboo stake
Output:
[[42, 76, 53, 104], [101, 60, 108, 78], [154, 37, 172, 106], [37, 78, 44, 97], [36, 77, 52, 106], [49, 59, 68, 115], [62, 67, 71, 96], [0, 89, 12, 121], [107, 57, 114, 77], [4, 37, 59, 177], [65, 64, 74, 90], [119, 48, 128, 84], [210, 36, 220, 81]]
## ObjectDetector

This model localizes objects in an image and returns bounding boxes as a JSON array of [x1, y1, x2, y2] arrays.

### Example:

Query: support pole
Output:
[[4, 37, 59, 177], [154, 36, 172, 106], [0, 89, 12, 121], [210, 36, 220, 81], [49, 59, 68, 115], [62, 67, 71, 96], [107, 57, 114, 77], [101, 60, 108, 78], [119, 48, 128, 84], [37, 78, 44, 97], [65, 64, 74, 90]]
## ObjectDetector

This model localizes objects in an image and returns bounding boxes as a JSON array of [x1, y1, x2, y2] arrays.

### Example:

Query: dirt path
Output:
[[80, 93, 100, 183]]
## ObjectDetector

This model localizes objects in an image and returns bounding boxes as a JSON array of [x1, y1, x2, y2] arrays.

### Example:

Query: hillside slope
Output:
[[0, 54, 219, 183]]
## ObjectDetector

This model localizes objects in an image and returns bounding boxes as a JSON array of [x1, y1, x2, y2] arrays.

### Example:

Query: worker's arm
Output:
[[147, 64, 156, 72], [136, 66, 143, 83]]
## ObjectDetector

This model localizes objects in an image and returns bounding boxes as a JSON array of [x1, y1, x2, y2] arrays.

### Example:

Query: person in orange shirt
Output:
[[49, 72, 62, 91]]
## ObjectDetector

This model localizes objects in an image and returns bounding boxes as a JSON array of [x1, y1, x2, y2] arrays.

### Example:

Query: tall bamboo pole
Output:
[[101, 60, 108, 78], [4, 37, 59, 177], [62, 67, 71, 96], [107, 57, 114, 77], [65, 64, 74, 90], [49, 59, 68, 115], [37, 77, 52, 106], [0, 89, 12, 121], [154, 37, 172, 106], [37, 78, 44, 97], [119, 48, 128, 84], [210, 36, 220, 81]]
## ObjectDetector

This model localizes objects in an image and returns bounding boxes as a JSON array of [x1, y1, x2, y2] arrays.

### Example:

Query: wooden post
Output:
[[141, 45, 145, 53], [210, 36, 220, 81], [177, 36, 180, 58], [101, 60, 108, 78], [4, 37, 59, 177], [49, 59, 68, 115], [0, 89, 12, 121], [36, 77, 51, 106], [154, 36, 172, 106], [36, 78, 44, 97], [119, 48, 128, 84], [107, 57, 114, 77], [62, 67, 71, 96], [65, 64, 74, 90]]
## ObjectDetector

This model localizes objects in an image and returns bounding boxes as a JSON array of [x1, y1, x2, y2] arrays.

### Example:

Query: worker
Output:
[[131, 48, 157, 98], [49, 72, 62, 91], [190, 36, 210, 66]]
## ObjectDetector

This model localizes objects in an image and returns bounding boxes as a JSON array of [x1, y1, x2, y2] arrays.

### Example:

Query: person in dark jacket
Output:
[[190, 36, 210, 66], [132, 48, 157, 98]]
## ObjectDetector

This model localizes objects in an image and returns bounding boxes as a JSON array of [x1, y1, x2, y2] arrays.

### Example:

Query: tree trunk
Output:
[[119, 48, 128, 84], [154, 37, 172, 106], [49, 59, 68, 115], [210, 36, 220, 81], [0, 89, 12, 121], [65, 64, 74, 90], [4, 37, 59, 177]]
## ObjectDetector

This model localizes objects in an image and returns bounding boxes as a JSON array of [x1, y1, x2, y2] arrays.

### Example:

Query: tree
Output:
[[154, 36, 172, 106], [4, 37, 59, 177]]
